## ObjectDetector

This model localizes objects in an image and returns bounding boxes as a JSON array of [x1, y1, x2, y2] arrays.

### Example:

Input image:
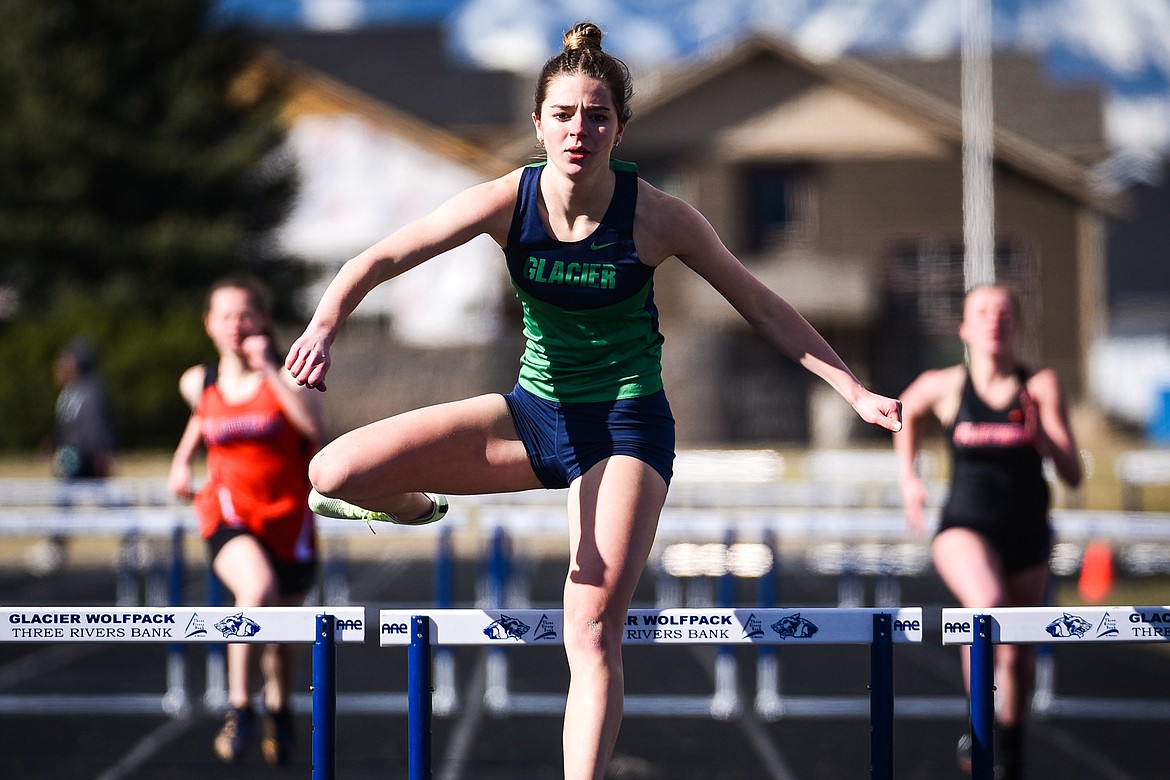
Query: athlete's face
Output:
[[204, 286, 266, 356], [959, 287, 1018, 356], [533, 74, 624, 174]]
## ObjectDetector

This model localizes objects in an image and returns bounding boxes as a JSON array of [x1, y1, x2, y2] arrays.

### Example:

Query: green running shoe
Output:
[[309, 489, 448, 532]]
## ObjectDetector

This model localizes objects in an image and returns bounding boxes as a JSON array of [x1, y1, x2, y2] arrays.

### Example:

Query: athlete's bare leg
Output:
[[308, 394, 541, 519], [260, 591, 309, 714], [998, 563, 1049, 727], [933, 527, 1049, 724], [213, 535, 280, 710], [561, 456, 667, 780]]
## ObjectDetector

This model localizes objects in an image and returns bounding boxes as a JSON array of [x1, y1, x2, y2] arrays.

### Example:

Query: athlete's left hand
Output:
[[285, 327, 332, 392], [854, 391, 903, 433]]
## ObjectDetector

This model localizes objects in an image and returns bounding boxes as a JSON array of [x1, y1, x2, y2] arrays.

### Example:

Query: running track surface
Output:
[[1, 551, 1167, 779]]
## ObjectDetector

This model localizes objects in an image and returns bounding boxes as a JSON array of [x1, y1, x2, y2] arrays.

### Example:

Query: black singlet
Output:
[[938, 368, 1052, 573]]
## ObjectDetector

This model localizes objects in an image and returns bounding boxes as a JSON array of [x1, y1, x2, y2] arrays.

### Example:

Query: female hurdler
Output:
[[287, 22, 903, 780]]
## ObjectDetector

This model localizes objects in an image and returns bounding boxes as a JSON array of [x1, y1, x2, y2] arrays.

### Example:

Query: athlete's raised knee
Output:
[[307, 448, 349, 496]]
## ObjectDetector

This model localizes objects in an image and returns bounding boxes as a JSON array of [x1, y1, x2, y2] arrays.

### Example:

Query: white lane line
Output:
[[93, 716, 197, 780], [0, 644, 98, 690], [690, 646, 801, 780], [1033, 722, 1141, 780], [438, 649, 489, 780]]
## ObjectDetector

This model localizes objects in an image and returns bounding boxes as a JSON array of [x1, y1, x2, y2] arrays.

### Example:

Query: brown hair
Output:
[[534, 22, 633, 124], [205, 272, 273, 318], [205, 273, 281, 359]]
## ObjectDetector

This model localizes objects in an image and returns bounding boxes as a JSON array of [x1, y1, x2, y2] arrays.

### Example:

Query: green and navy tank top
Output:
[[504, 160, 663, 403]]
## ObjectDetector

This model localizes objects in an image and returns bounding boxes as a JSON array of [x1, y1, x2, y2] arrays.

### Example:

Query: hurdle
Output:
[[474, 512, 947, 720], [381, 606, 923, 780], [0, 605, 364, 780], [943, 605, 1170, 780]]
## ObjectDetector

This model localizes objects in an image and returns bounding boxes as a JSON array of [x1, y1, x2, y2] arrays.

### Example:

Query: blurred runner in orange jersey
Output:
[[168, 274, 323, 766]]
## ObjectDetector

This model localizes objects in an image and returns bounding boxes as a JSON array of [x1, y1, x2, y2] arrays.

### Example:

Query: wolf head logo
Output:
[[1045, 612, 1091, 638], [215, 613, 261, 638], [770, 613, 819, 639], [484, 614, 531, 641]]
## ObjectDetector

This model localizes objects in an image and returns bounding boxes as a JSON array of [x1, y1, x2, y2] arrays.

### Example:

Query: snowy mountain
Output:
[[217, 0, 1170, 165]]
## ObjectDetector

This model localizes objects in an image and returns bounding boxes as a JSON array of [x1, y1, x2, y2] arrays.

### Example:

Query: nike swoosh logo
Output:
[[590, 241, 616, 250]]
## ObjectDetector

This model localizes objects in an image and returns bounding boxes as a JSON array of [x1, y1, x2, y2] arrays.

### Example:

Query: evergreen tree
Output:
[[0, 0, 298, 312], [0, 0, 302, 450]]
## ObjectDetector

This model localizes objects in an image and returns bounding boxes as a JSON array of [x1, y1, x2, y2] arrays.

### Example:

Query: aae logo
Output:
[[336, 618, 363, 632], [484, 614, 531, 641], [770, 613, 818, 639], [216, 613, 261, 638], [1045, 612, 1091, 638]]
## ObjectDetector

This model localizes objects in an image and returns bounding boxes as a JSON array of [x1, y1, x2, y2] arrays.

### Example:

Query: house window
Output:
[[873, 239, 1039, 394], [742, 164, 811, 252]]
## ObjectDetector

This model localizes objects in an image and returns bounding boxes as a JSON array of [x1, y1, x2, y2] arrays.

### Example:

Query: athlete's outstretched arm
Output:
[[647, 188, 902, 433], [286, 172, 520, 391]]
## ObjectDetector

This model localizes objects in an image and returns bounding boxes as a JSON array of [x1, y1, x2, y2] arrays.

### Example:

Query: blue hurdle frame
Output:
[[954, 605, 1170, 780], [312, 613, 339, 780], [404, 611, 900, 780], [969, 614, 995, 780]]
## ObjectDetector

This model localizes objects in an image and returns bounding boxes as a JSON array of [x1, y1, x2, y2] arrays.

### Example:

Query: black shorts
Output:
[[206, 526, 318, 597], [503, 383, 676, 489], [936, 511, 1053, 575]]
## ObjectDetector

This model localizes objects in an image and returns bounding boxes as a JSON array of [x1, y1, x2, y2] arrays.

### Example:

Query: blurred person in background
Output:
[[29, 338, 117, 575], [168, 274, 322, 766], [51, 338, 115, 481], [896, 283, 1082, 780], [285, 21, 902, 780]]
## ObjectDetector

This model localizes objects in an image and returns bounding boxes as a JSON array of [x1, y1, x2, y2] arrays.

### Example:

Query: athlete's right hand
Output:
[[167, 462, 193, 501], [900, 476, 928, 536], [285, 329, 332, 392]]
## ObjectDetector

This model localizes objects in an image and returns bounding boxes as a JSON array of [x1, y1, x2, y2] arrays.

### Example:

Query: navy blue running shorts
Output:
[[502, 383, 676, 489]]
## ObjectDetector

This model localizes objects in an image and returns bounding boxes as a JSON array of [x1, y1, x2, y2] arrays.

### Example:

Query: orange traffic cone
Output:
[[1078, 539, 1115, 603]]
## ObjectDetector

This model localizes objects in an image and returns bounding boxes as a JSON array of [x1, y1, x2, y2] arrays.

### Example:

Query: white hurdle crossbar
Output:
[[0, 606, 364, 780], [943, 605, 1170, 780], [382, 607, 923, 780]]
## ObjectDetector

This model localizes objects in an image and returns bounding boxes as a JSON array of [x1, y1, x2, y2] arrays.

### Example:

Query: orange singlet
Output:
[[193, 366, 317, 564]]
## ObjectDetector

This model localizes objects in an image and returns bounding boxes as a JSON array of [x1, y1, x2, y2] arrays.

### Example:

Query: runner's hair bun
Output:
[[563, 22, 603, 52]]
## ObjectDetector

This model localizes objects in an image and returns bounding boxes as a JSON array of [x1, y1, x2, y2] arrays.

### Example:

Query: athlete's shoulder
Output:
[[178, 364, 207, 410], [438, 168, 527, 243], [898, 364, 964, 426], [634, 179, 703, 229], [633, 178, 722, 265], [902, 364, 965, 404], [1024, 366, 1065, 401], [478, 166, 527, 198], [923, 364, 967, 389]]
